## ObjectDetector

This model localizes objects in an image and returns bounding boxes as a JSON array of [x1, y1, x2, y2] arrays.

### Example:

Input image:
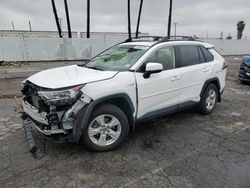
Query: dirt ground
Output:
[[0, 57, 250, 188]]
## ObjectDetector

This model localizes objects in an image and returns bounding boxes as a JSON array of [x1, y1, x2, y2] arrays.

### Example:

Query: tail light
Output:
[[222, 60, 229, 70]]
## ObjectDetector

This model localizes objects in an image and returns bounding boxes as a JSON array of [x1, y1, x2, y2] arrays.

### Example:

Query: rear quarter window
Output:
[[200, 46, 214, 62]]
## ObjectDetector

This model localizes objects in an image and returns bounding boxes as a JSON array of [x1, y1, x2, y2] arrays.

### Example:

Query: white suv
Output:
[[22, 36, 227, 152]]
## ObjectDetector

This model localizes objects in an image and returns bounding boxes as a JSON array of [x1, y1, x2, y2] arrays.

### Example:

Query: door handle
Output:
[[202, 68, 210, 73], [171, 75, 180, 81]]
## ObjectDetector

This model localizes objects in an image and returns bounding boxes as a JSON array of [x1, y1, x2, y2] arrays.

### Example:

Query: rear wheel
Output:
[[82, 104, 129, 151], [198, 84, 218, 115]]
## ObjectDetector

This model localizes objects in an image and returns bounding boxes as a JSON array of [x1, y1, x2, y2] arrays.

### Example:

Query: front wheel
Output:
[[82, 104, 129, 151], [198, 84, 218, 115]]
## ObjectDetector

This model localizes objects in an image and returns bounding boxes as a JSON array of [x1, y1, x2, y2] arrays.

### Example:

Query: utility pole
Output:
[[167, 0, 173, 38], [136, 0, 144, 38], [174, 22, 177, 39], [64, 0, 72, 38], [51, 0, 63, 38], [127, 0, 131, 39], [29, 20, 32, 31], [87, 0, 90, 38], [12, 22, 15, 31]]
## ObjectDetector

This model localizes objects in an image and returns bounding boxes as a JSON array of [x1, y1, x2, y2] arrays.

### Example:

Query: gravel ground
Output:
[[0, 57, 250, 188]]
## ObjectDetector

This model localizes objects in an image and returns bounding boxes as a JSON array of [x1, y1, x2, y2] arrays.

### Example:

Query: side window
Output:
[[179, 45, 200, 67], [146, 46, 175, 70], [198, 46, 206, 63], [200, 46, 214, 62]]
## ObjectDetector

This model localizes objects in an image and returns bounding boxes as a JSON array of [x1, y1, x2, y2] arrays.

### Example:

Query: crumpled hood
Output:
[[27, 65, 118, 89]]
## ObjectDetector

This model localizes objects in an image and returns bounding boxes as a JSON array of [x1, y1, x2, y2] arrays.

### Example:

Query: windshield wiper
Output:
[[85, 65, 104, 71]]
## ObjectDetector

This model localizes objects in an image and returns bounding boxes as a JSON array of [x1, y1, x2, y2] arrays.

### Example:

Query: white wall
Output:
[[0, 36, 249, 62], [0, 36, 123, 62]]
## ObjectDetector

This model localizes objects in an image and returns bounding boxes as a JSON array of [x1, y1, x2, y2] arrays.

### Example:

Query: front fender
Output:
[[72, 93, 135, 143]]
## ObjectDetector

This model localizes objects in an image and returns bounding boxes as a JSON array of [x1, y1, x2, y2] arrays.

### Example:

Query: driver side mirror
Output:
[[143, 62, 163, 78]]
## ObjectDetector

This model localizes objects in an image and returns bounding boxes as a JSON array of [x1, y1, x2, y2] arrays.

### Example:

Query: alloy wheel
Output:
[[205, 89, 216, 110], [88, 114, 121, 146]]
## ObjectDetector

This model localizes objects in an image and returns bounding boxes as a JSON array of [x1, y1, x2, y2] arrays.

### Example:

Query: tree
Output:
[[64, 0, 72, 38], [167, 0, 173, 38], [127, 0, 131, 39], [136, 0, 144, 38], [237, 21, 246, 40], [51, 0, 63, 38]]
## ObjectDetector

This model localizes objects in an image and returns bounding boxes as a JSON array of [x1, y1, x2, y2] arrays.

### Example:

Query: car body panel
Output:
[[81, 72, 137, 117], [135, 69, 181, 118], [27, 65, 118, 89]]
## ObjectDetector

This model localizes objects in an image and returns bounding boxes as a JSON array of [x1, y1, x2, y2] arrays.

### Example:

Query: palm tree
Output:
[[87, 0, 90, 38], [167, 0, 173, 38], [127, 0, 131, 38], [51, 0, 62, 38], [136, 0, 144, 38], [237, 21, 246, 40], [64, 0, 72, 38]]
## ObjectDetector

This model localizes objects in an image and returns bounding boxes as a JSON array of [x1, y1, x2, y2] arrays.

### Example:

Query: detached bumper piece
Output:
[[22, 114, 45, 159]]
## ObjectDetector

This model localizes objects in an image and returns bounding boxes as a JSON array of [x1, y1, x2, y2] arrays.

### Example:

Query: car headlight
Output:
[[38, 85, 83, 106]]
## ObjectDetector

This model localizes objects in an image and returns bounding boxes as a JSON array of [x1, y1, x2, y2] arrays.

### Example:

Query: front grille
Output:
[[22, 81, 50, 113]]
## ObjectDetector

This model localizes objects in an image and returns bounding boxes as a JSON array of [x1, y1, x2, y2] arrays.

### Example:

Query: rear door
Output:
[[176, 45, 214, 103]]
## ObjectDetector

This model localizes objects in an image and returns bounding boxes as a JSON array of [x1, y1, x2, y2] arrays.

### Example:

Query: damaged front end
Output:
[[21, 81, 91, 143]]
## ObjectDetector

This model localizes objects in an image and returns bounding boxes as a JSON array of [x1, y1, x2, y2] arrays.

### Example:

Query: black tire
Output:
[[198, 84, 218, 115], [82, 104, 129, 151]]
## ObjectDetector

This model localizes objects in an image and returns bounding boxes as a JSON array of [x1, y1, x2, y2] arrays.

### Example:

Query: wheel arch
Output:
[[200, 78, 221, 102], [72, 93, 135, 143]]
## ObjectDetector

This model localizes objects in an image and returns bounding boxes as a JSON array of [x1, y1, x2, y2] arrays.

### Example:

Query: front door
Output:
[[135, 46, 181, 119]]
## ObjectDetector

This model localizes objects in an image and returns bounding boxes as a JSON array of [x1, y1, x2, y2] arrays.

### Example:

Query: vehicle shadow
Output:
[[33, 108, 199, 158]]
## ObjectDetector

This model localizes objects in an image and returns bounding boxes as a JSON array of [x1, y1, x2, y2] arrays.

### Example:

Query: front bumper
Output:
[[22, 92, 91, 138], [22, 100, 65, 135], [238, 71, 250, 82], [22, 114, 45, 159]]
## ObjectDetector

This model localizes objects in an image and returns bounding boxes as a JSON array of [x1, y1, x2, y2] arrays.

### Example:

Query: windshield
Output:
[[85, 45, 149, 71]]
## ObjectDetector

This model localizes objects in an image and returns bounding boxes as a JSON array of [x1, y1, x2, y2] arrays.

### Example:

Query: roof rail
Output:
[[124, 36, 163, 43], [124, 35, 201, 42], [161, 36, 197, 41], [124, 35, 202, 43]]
